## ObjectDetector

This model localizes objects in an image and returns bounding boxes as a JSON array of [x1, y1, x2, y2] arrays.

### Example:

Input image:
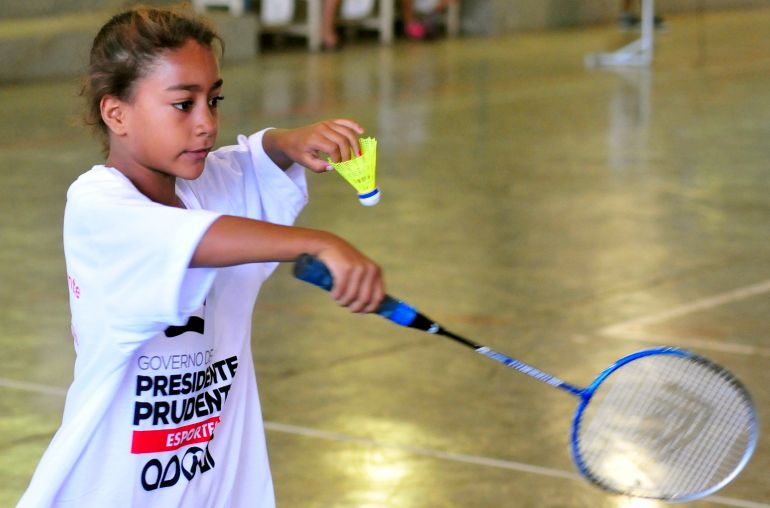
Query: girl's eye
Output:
[[208, 95, 225, 108], [173, 100, 193, 112]]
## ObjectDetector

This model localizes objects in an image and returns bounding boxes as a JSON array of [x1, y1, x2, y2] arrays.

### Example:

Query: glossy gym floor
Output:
[[1, 6, 769, 507]]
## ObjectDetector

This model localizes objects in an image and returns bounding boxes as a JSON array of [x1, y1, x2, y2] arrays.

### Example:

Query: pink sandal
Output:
[[405, 21, 427, 40]]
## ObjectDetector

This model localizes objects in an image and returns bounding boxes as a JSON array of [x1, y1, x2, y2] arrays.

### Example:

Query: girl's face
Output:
[[120, 39, 223, 181]]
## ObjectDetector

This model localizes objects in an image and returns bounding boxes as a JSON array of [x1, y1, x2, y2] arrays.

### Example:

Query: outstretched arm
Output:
[[190, 215, 383, 313]]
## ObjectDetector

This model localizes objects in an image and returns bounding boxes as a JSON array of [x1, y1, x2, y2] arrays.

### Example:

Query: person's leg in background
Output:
[[321, 0, 341, 49]]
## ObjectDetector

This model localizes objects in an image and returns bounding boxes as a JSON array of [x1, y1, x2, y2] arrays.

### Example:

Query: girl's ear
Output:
[[100, 95, 128, 136]]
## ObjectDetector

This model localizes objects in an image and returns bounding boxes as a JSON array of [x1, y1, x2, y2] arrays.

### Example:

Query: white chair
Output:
[[257, 0, 324, 52], [194, 0, 395, 52], [193, 0, 459, 50], [192, 0, 245, 17], [337, 0, 394, 46]]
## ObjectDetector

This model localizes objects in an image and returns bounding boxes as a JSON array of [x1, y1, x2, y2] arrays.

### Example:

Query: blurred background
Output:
[[1, 1, 769, 507]]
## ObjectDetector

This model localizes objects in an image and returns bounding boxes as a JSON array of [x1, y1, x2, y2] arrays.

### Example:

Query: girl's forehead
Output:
[[144, 40, 220, 88]]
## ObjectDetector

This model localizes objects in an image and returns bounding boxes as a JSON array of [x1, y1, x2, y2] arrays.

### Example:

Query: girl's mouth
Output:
[[185, 148, 210, 160]]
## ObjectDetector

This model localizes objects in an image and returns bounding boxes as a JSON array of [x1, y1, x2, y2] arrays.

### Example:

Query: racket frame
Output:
[[569, 347, 759, 501]]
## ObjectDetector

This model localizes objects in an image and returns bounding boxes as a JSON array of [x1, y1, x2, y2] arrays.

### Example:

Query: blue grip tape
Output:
[[293, 255, 417, 328], [377, 297, 418, 326]]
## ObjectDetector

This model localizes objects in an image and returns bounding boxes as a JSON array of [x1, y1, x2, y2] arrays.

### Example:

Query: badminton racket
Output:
[[293, 254, 758, 501]]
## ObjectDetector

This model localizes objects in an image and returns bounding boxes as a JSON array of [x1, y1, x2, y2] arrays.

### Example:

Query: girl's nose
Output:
[[195, 105, 217, 136]]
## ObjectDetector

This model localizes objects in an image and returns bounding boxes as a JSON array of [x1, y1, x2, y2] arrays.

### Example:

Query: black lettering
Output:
[[205, 387, 223, 414], [182, 372, 193, 394], [181, 446, 205, 481], [195, 393, 209, 418], [133, 402, 152, 425], [171, 398, 186, 424], [225, 356, 238, 378], [164, 316, 205, 338], [201, 445, 215, 472], [153, 376, 168, 396], [159, 455, 181, 488], [141, 459, 162, 491], [184, 395, 196, 420], [168, 374, 182, 396], [136, 376, 152, 396], [153, 401, 170, 425], [195, 369, 208, 392], [212, 360, 228, 381], [181, 445, 216, 482]]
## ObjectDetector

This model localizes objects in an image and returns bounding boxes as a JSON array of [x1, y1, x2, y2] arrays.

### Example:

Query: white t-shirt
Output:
[[18, 129, 308, 508]]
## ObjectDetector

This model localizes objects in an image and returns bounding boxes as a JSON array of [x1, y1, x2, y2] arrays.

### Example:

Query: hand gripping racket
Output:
[[293, 254, 758, 501]]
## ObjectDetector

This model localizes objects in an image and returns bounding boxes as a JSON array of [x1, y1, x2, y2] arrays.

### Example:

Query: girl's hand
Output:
[[316, 240, 384, 314], [263, 119, 365, 172]]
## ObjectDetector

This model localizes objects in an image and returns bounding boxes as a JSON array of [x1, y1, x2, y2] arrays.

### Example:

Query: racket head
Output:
[[570, 347, 757, 501]]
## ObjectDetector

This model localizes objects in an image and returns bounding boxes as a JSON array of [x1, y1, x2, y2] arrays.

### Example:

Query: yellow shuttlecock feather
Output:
[[327, 137, 380, 206]]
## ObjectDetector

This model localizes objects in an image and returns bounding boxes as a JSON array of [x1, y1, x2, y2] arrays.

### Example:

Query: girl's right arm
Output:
[[190, 215, 384, 313]]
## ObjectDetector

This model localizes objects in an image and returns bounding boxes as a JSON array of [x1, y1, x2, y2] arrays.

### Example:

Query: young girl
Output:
[[18, 5, 384, 507]]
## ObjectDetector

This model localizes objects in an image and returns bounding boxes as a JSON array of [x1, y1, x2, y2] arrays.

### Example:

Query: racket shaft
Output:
[[293, 255, 581, 395], [473, 345, 580, 394]]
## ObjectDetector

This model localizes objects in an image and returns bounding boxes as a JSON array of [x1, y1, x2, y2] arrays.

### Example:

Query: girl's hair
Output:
[[82, 4, 224, 148]]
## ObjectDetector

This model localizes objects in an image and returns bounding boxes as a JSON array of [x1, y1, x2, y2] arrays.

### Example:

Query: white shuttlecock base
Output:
[[358, 188, 380, 206]]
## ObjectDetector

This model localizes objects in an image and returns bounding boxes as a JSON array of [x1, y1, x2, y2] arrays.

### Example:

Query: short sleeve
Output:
[[237, 129, 309, 224], [180, 128, 308, 225], [64, 168, 222, 342]]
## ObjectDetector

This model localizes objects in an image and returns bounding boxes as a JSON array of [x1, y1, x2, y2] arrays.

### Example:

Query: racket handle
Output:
[[293, 254, 420, 328]]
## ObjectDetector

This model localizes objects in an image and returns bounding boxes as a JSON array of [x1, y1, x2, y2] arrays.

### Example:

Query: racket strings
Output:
[[672, 369, 750, 493], [576, 355, 754, 499], [655, 363, 745, 495]]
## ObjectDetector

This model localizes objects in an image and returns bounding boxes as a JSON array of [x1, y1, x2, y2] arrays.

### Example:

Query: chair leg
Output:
[[307, 0, 322, 51], [446, 0, 460, 38], [379, 0, 394, 45], [230, 0, 244, 17]]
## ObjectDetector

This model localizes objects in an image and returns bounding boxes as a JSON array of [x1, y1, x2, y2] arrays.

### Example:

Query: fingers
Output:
[[299, 153, 334, 173], [336, 263, 384, 313], [321, 252, 384, 314], [309, 119, 364, 166], [277, 119, 366, 173], [270, 119, 365, 172], [331, 118, 365, 136], [328, 119, 363, 158]]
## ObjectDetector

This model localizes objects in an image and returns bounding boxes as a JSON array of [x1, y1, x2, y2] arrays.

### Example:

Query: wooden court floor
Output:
[[1, 6, 769, 507]]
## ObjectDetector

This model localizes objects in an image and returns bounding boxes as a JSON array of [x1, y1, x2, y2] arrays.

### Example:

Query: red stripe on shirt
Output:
[[131, 416, 221, 454]]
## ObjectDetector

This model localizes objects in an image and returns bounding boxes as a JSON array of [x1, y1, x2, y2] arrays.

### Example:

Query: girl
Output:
[[18, 5, 384, 507]]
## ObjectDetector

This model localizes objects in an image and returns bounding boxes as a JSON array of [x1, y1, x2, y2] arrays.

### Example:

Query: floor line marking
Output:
[[599, 278, 770, 356], [0, 377, 68, 396], [1, 379, 766, 506], [264, 421, 581, 480], [263, 421, 768, 508], [601, 333, 770, 358], [707, 498, 770, 508]]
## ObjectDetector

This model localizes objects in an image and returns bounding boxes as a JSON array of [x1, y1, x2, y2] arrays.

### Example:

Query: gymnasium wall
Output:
[[0, 0, 767, 82], [460, 0, 770, 34]]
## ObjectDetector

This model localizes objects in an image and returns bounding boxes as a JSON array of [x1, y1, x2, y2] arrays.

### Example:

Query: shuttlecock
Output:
[[327, 137, 380, 206]]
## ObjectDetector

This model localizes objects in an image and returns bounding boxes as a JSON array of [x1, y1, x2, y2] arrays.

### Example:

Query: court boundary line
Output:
[[599, 278, 770, 357], [0, 377, 67, 396], [1, 378, 767, 507], [263, 420, 770, 508]]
